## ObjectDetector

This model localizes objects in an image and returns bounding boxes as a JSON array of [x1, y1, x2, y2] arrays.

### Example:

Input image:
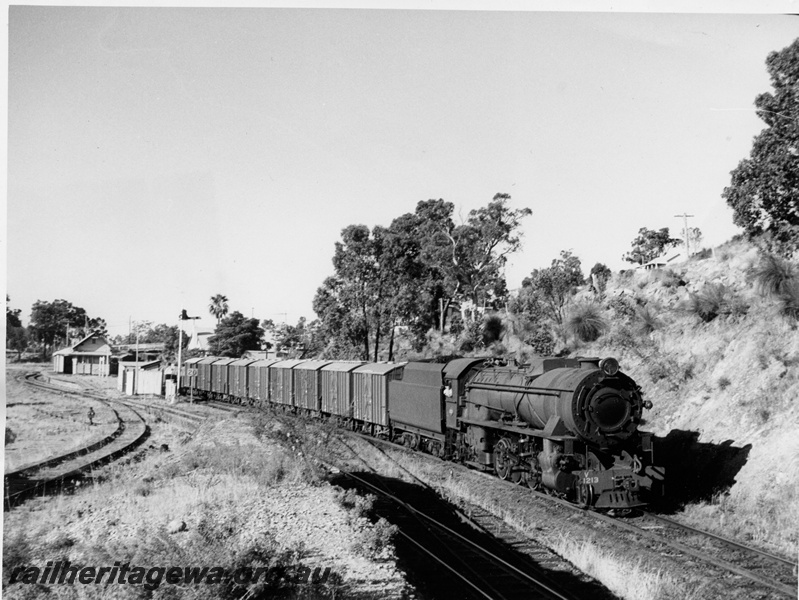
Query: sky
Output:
[[6, 3, 799, 338]]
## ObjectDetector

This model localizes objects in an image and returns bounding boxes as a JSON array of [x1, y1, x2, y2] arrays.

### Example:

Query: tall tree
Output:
[[522, 250, 584, 326], [414, 194, 531, 328], [723, 38, 799, 255], [7, 327, 28, 361], [263, 317, 324, 358], [208, 294, 229, 324], [313, 225, 382, 360], [455, 194, 532, 312], [6, 296, 27, 360], [622, 227, 681, 265], [380, 211, 444, 356], [28, 299, 92, 355], [208, 311, 264, 358], [313, 194, 531, 359], [150, 324, 187, 364], [6, 295, 22, 328]]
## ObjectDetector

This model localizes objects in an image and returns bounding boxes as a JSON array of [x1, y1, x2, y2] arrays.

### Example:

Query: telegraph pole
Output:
[[674, 213, 695, 258]]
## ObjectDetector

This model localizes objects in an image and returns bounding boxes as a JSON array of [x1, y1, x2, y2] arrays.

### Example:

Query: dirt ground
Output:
[[5, 366, 119, 472], [3, 368, 414, 600]]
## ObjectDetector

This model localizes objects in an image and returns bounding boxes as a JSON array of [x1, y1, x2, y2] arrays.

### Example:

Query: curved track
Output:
[[5, 371, 217, 510], [5, 373, 150, 509], [350, 431, 798, 598]]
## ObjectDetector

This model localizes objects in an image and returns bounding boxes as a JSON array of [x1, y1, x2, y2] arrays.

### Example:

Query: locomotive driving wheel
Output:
[[524, 468, 542, 491], [493, 438, 521, 482]]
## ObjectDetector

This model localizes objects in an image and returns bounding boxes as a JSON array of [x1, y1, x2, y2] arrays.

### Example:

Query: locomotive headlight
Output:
[[599, 357, 619, 376]]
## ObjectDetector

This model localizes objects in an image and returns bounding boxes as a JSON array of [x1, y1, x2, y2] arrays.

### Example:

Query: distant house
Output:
[[53, 332, 114, 376], [641, 248, 684, 271]]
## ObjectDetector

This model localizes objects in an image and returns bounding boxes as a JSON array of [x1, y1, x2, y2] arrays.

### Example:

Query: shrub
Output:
[[481, 315, 504, 345], [523, 328, 555, 356], [753, 254, 797, 298], [635, 304, 662, 335], [777, 279, 799, 320], [717, 376, 731, 390], [354, 517, 398, 560], [566, 304, 607, 342], [605, 324, 640, 351], [650, 268, 683, 288], [457, 321, 483, 353], [607, 295, 636, 320], [691, 247, 713, 260], [336, 488, 375, 520], [133, 480, 153, 497], [686, 283, 747, 322], [647, 361, 671, 383], [448, 312, 464, 336]]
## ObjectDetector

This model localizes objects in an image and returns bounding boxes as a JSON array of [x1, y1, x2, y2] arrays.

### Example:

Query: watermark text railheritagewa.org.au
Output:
[[8, 561, 334, 591]]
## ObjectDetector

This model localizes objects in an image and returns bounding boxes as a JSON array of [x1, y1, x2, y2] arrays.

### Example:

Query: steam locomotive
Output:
[[180, 355, 664, 509]]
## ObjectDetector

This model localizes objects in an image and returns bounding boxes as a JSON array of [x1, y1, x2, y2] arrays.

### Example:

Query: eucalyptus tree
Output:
[[723, 38, 799, 255]]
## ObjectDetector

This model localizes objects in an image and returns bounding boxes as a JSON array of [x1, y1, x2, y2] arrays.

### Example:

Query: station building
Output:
[[52, 332, 114, 376]]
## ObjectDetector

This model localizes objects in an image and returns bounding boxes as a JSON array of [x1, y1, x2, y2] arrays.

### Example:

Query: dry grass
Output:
[[3, 416, 409, 600], [551, 534, 706, 600]]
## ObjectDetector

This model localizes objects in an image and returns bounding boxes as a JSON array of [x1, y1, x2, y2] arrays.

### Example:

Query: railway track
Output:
[[635, 511, 797, 597], [205, 399, 248, 413], [25, 371, 213, 429], [327, 436, 614, 600], [5, 371, 211, 510], [115, 397, 207, 430], [5, 398, 149, 510], [348, 432, 798, 599]]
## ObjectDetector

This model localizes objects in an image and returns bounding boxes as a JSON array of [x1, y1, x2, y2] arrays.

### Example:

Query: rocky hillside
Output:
[[565, 238, 798, 556]]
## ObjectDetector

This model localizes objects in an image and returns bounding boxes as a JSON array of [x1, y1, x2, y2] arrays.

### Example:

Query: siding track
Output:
[[5, 374, 150, 509]]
